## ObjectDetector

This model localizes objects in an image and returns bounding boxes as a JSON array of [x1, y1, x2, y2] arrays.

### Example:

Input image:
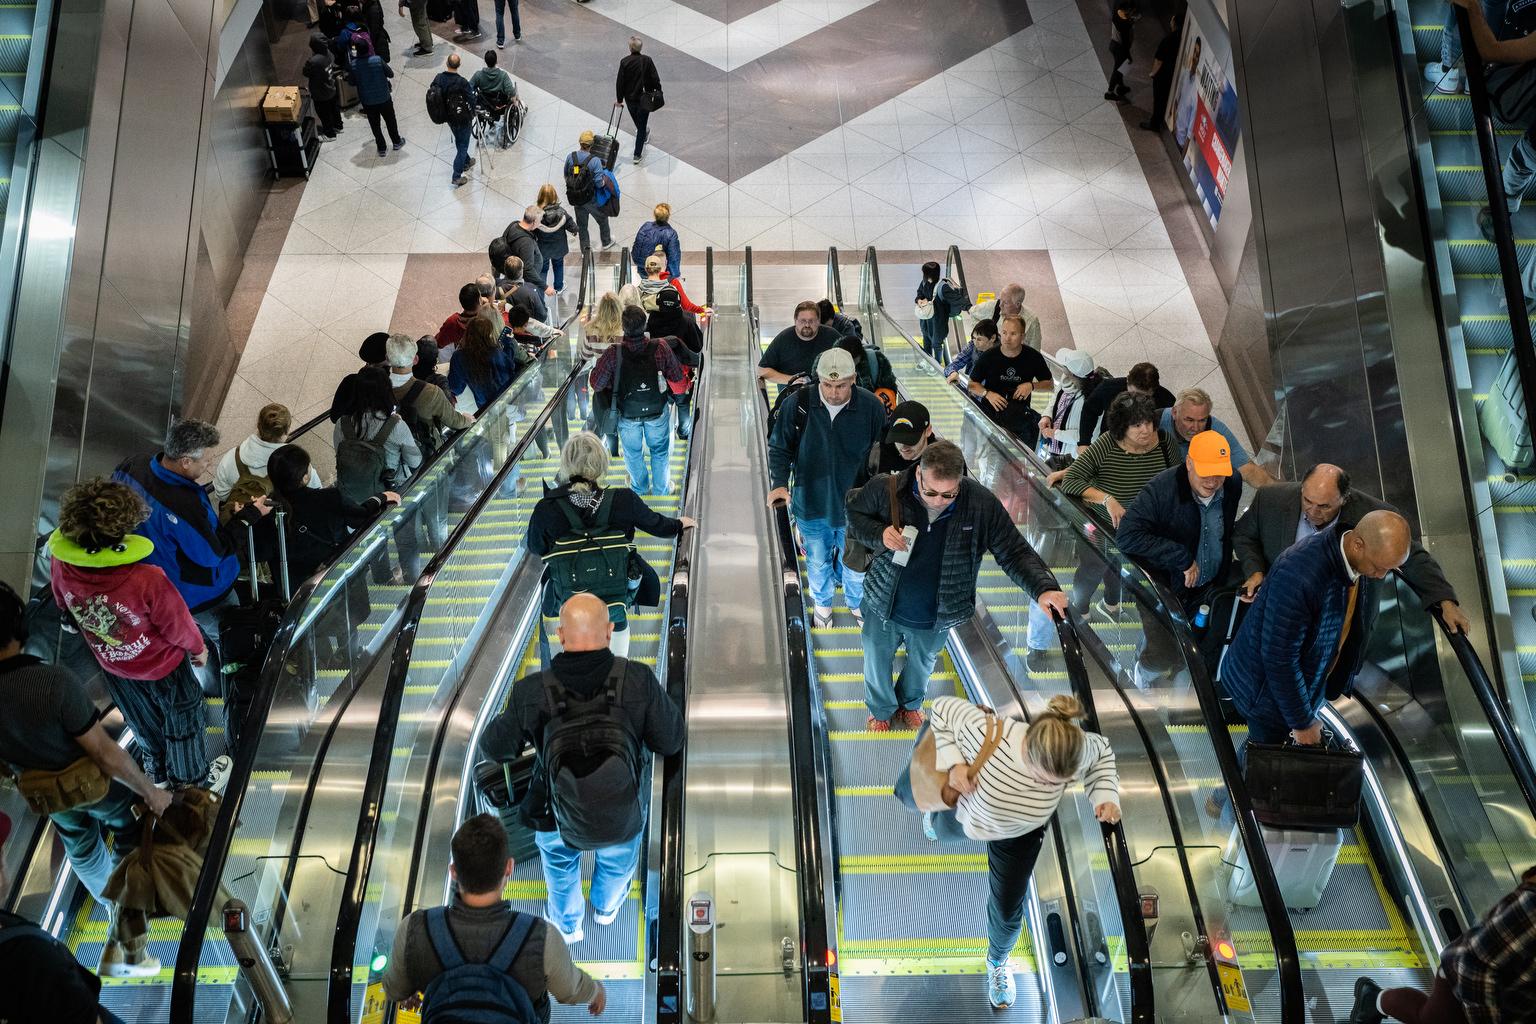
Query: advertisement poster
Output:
[[1162, 8, 1241, 228]]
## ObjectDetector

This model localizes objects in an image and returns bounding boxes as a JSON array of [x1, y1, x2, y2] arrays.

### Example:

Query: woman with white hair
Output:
[[1038, 349, 1103, 462], [525, 432, 694, 656]]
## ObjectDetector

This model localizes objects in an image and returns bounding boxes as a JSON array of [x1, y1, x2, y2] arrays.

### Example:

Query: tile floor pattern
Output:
[[215, 0, 1238, 465]]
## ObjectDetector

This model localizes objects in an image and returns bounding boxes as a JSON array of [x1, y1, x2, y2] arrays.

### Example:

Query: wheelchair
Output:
[[471, 89, 527, 169]]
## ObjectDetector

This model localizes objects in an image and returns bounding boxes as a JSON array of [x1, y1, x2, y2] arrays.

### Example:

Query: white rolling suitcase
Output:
[[1224, 823, 1342, 911]]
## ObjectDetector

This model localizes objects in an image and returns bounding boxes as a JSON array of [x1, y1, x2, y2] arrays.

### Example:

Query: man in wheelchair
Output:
[[471, 49, 524, 148]]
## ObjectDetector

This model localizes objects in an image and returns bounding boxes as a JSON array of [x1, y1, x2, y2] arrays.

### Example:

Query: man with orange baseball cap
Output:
[[1118, 430, 1244, 678]]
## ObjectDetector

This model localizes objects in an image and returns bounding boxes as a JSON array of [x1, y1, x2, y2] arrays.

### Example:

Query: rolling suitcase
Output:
[[590, 106, 621, 171], [1223, 823, 1342, 911], [222, 517, 292, 754], [1480, 350, 1534, 469], [475, 754, 539, 863]]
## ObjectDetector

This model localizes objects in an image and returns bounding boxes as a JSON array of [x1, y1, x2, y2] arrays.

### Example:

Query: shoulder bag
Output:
[[895, 712, 1006, 813]]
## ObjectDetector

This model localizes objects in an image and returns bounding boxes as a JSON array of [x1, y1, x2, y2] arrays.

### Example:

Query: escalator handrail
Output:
[[1052, 616, 1154, 1023], [827, 246, 843, 309], [1456, 8, 1536, 431], [167, 243, 591, 1022], [859, 248, 1306, 1024], [944, 244, 969, 360], [653, 260, 710, 1019], [327, 361, 587, 1022], [744, 245, 754, 309], [755, 361, 835, 1022]]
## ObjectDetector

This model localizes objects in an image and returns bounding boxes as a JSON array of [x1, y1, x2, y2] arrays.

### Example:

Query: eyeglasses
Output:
[[918, 473, 959, 500]]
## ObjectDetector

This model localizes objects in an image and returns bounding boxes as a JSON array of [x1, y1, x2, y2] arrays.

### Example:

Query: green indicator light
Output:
[[371, 953, 389, 972]]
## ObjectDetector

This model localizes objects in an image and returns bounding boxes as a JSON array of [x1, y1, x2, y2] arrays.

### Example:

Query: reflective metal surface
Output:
[[680, 275, 804, 1021]]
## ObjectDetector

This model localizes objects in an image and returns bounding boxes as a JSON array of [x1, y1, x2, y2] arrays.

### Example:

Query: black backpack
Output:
[[398, 380, 444, 457], [427, 78, 471, 125], [617, 340, 667, 420], [539, 658, 644, 850], [766, 377, 811, 442], [565, 152, 598, 207], [540, 491, 633, 611], [335, 414, 397, 505]]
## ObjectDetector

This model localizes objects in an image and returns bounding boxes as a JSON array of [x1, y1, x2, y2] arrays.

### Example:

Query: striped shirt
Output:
[[1059, 430, 1175, 508], [929, 696, 1120, 842]]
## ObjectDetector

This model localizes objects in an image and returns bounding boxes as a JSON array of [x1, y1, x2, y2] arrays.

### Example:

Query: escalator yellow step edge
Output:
[[826, 699, 931, 710], [820, 671, 954, 683], [839, 937, 1030, 955], [829, 729, 920, 741], [835, 954, 1038, 977], [99, 965, 240, 987]]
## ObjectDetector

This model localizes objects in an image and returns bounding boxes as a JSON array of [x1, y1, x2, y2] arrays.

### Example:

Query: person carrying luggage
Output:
[[563, 131, 616, 251], [48, 480, 234, 795], [525, 433, 693, 658], [477, 594, 684, 946], [381, 814, 606, 1020], [927, 694, 1119, 1009]]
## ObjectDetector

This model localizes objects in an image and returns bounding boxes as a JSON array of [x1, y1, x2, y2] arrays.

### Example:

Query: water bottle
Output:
[[1193, 603, 1210, 629]]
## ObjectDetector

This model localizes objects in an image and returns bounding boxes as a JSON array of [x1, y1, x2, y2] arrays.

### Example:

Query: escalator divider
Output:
[[653, 309, 709, 1024], [1455, 6, 1536, 425], [1053, 616, 1155, 1023], [325, 365, 586, 1024], [758, 365, 837, 1024], [857, 246, 1305, 1024]]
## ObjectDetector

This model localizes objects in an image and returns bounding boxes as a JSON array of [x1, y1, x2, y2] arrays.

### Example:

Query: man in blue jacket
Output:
[[767, 348, 886, 629], [1118, 430, 1242, 678], [1221, 509, 1411, 751], [114, 419, 272, 682]]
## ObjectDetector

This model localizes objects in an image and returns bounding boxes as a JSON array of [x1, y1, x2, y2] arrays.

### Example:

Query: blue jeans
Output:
[[618, 413, 671, 494], [450, 120, 473, 179], [543, 256, 565, 291], [494, 0, 520, 42], [52, 781, 142, 902], [861, 610, 946, 720], [534, 827, 644, 935], [797, 517, 845, 609], [1441, 0, 1509, 66]]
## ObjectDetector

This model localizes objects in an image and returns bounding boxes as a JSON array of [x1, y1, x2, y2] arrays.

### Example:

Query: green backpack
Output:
[[541, 491, 633, 618]]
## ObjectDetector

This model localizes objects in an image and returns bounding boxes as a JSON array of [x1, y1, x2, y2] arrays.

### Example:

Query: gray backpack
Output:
[[335, 414, 398, 505]]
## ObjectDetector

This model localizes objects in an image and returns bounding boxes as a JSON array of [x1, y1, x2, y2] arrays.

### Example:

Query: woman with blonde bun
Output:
[[927, 692, 1121, 1010]]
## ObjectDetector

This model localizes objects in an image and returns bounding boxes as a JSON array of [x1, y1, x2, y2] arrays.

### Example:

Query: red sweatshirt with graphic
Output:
[[51, 560, 205, 681]]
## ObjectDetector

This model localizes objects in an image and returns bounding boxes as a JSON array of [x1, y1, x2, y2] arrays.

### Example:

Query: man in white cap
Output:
[[767, 348, 887, 628]]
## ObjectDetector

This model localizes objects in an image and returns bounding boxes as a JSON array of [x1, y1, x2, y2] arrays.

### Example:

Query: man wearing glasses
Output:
[[846, 441, 1068, 731], [1160, 387, 1275, 489]]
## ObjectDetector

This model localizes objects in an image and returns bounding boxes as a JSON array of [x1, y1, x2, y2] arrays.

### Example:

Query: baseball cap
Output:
[[578, 129, 595, 145], [885, 401, 931, 446], [816, 348, 856, 382], [656, 287, 681, 310], [358, 331, 390, 364], [1188, 430, 1233, 477], [1057, 348, 1094, 378]]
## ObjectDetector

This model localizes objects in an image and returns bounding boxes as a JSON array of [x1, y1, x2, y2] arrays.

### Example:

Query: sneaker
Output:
[[393, 137, 407, 151], [593, 906, 621, 926], [98, 944, 162, 978], [1432, 65, 1464, 94], [377, 146, 387, 157], [635, 151, 644, 164], [452, 175, 469, 186], [922, 812, 938, 842], [849, 606, 864, 627], [866, 715, 891, 732], [1478, 205, 1496, 243], [549, 920, 584, 945], [411, 44, 433, 56], [1024, 648, 1052, 674], [1349, 977, 1385, 1024], [812, 606, 833, 629], [464, 156, 476, 169], [895, 708, 926, 730], [601, 238, 616, 249], [202, 755, 234, 797], [1093, 598, 1120, 620], [1423, 61, 1450, 83], [986, 959, 1016, 1009], [496, 38, 505, 48]]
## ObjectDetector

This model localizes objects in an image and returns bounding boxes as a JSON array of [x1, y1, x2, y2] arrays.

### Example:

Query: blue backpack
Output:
[[420, 908, 539, 1023]]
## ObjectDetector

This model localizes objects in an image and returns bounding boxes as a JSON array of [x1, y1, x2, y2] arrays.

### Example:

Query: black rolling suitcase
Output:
[[590, 106, 621, 171], [221, 516, 292, 754], [475, 753, 539, 863]]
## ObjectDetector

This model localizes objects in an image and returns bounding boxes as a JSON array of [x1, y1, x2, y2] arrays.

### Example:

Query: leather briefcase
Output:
[[1244, 730, 1364, 830]]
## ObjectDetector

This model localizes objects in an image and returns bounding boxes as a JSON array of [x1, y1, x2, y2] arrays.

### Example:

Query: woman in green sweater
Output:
[[1055, 392, 1175, 615]]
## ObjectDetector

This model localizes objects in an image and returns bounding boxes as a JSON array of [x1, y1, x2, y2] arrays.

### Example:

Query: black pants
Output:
[[627, 100, 650, 159], [314, 94, 343, 136], [364, 101, 403, 150], [455, 0, 478, 31], [1149, 71, 1173, 126], [987, 826, 1048, 963], [1107, 42, 1130, 94]]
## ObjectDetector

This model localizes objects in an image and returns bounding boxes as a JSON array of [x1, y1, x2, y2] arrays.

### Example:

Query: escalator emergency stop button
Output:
[[224, 908, 247, 933]]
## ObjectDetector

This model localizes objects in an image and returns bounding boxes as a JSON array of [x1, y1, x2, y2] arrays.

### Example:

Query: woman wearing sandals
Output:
[[928, 693, 1121, 1009]]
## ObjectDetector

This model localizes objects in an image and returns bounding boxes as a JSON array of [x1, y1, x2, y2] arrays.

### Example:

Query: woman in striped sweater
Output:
[[929, 693, 1121, 1009], [1055, 391, 1175, 616]]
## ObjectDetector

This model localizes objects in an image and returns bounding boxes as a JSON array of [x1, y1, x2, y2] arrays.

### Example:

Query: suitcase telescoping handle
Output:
[[242, 519, 260, 604], [274, 509, 291, 604], [606, 103, 623, 137]]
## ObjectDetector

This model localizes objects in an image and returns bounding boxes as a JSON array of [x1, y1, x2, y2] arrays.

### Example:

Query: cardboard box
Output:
[[262, 86, 302, 123]]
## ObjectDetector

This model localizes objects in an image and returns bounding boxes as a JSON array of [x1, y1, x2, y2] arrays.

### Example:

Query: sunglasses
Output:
[[917, 472, 959, 500]]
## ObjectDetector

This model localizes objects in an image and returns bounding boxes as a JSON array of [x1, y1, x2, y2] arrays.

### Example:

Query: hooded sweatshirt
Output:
[[303, 33, 338, 102], [535, 205, 578, 262], [48, 532, 204, 681], [213, 435, 324, 503]]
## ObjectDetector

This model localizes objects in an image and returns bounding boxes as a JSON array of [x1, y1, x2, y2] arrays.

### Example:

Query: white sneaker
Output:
[[98, 944, 162, 978], [1426, 63, 1464, 93], [202, 755, 234, 796], [548, 918, 584, 945], [986, 959, 1016, 1008], [593, 906, 621, 926]]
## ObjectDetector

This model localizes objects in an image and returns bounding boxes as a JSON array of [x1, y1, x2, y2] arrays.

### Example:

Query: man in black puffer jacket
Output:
[[846, 441, 1065, 731], [478, 593, 684, 945]]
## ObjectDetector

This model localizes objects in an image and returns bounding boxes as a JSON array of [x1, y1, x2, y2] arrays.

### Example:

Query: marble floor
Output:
[[213, 0, 1242, 473]]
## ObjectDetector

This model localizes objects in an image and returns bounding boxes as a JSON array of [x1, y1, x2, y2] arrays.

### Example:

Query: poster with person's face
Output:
[[1162, 7, 1242, 228]]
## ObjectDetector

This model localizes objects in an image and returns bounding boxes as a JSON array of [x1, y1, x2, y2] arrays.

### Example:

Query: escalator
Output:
[[856, 242, 1536, 1021]]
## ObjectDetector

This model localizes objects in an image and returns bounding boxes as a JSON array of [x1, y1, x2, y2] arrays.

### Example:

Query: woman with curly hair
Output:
[[49, 478, 229, 791]]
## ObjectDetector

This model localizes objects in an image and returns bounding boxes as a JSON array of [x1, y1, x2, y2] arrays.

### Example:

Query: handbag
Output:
[[641, 87, 665, 112], [1243, 729, 1364, 830], [5, 756, 110, 815], [895, 714, 1006, 813], [914, 299, 935, 320], [1487, 60, 1536, 127]]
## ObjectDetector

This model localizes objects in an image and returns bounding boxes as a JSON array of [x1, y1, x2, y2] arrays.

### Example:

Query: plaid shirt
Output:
[[1447, 871, 1536, 1022]]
